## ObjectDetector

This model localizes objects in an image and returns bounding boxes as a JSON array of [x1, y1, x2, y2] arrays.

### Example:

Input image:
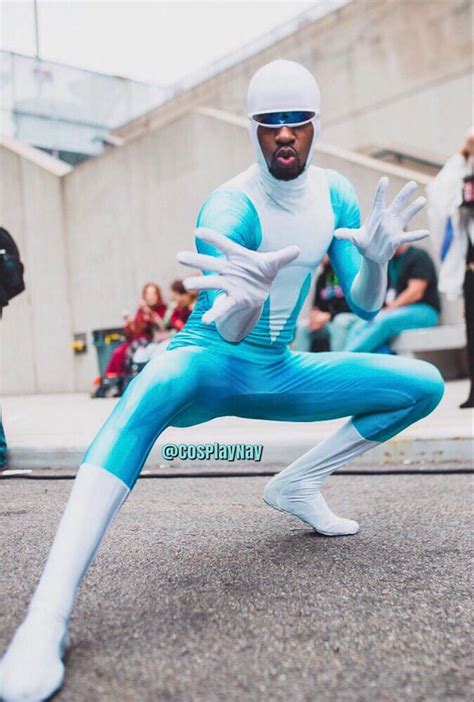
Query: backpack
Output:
[[0, 227, 25, 304]]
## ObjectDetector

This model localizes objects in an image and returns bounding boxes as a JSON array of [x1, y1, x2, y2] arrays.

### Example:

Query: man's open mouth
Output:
[[275, 147, 297, 166]]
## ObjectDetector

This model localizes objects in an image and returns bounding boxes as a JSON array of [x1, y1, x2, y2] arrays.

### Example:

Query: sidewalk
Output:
[[1, 380, 472, 472]]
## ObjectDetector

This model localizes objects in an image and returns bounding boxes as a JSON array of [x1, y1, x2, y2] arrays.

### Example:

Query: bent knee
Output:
[[410, 361, 445, 416]]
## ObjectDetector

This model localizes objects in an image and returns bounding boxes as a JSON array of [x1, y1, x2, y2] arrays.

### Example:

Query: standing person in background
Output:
[[0, 226, 26, 469], [427, 129, 474, 408]]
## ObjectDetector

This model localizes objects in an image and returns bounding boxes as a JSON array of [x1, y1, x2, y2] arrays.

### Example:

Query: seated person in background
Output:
[[294, 256, 357, 352], [103, 283, 166, 377], [166, 279, 196, 333], [130, 280, 197, 365], [342, 243, 440, 353]]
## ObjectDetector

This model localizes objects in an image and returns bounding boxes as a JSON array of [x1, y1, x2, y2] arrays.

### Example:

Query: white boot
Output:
[[0, 464, 129, 702], [264, 421, 377, 536], [264, 484, 359, 536]]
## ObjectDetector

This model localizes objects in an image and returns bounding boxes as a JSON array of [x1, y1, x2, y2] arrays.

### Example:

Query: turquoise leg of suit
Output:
[[83, 345, 444, 489]]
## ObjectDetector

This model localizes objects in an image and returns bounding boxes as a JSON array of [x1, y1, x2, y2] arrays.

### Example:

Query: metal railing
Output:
[[0, 50, 167, 158]]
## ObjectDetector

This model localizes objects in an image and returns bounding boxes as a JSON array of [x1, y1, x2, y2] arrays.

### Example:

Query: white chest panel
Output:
[[227, 165, 335, 342]]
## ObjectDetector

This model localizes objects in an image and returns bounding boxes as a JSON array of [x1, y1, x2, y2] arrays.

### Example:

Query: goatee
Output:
[[269, 156, 305, 181]]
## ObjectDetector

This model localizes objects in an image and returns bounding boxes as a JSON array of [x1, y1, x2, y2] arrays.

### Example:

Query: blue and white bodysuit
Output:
[[0, 59, 445, 702], [82, 162, 443, 499]]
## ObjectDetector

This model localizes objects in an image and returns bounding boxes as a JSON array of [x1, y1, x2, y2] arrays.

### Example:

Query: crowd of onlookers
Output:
[[93, 280, 197, 397], [96, 234, 450, 399], [295, 244, 440, 356]]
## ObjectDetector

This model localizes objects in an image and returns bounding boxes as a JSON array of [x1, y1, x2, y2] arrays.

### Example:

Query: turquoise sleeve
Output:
[[326, 170, 377, 321], [194, 189, 262, 304], [195, 189, 262, 258], [327, 169, 361, 230]]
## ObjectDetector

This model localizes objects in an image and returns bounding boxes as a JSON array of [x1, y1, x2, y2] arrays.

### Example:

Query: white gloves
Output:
[[177, 227, 299, 341], [177, 178, 428, 337], [334, 177, 429, 263], [335, 177, 429, 316]]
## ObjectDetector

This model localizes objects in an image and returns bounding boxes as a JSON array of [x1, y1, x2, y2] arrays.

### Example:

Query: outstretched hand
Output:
[[177, 227, 299, 325], [334, 177, 429, 264]]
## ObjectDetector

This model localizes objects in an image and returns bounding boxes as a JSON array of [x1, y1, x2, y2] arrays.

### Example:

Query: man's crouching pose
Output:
[[0, 60, 444, 701]]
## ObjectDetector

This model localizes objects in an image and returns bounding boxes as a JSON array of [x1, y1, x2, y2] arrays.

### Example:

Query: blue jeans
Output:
[[294, 313, 358, 352], [343, 304, 439, 353], [293, 324, 329, 352]]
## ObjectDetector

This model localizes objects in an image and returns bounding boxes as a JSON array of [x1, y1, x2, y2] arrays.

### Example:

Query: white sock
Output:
[[264, 421, 377, 536], [0, 464, 129, 702]]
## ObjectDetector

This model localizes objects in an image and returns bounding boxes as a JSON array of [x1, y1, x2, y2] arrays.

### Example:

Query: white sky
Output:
[[1, 0, 317, 86]]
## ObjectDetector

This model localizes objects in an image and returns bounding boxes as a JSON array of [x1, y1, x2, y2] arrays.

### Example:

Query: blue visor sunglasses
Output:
[[251, 110, 316, 127]]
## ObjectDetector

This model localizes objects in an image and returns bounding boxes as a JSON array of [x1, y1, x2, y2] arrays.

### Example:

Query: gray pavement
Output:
[[0, 473, 472, 701]]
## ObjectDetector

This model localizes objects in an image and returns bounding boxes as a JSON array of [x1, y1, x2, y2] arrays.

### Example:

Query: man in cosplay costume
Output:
[[0, 60, 444, 702]]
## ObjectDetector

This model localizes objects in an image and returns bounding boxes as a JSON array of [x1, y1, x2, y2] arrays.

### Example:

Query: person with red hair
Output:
[[128, 280, 197, 367], [102, 283, 166, 378]]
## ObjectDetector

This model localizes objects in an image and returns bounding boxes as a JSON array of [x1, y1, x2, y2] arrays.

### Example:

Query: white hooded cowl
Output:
[[247, 59, 321, 208]]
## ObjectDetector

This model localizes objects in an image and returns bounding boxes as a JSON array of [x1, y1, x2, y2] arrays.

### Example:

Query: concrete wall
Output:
[[62, 111, 255, 389], [0, 142, 74, 394], [116, 0, 472, 162]]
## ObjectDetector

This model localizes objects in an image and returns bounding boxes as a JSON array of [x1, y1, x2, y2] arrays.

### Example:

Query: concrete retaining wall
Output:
[[116, 0, 472, 162], [0, 142, 74, 394]]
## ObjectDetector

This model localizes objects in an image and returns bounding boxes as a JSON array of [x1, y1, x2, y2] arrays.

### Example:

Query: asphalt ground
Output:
[[0, 473, 472, 702]]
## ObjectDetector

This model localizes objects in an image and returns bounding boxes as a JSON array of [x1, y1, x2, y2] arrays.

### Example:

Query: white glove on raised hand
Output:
[[334, 177, 429, 263], [177, 227, 299, 340]]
